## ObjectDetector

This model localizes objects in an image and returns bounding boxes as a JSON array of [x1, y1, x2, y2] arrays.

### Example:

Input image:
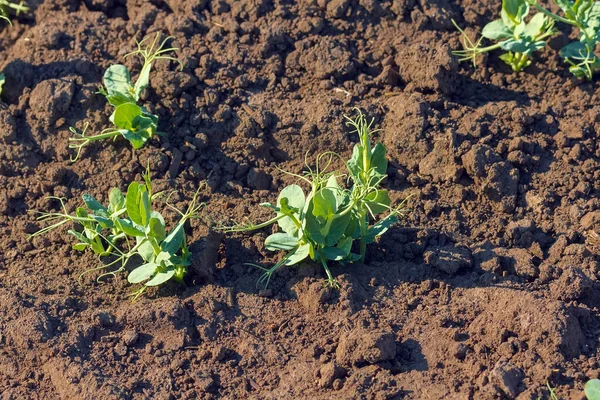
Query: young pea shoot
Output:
[[29, 167, 204, 300], [527, 0, 600, 79], [0, 0, 28, 23], [453, 0, 555, 72], [219, 111, 409, 289], [69, 33, 182, 161]]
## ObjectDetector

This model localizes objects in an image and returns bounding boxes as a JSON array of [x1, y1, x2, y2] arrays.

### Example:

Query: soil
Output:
[[1, 0, 600, 399]]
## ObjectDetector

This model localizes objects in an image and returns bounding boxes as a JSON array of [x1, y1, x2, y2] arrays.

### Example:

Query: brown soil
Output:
[[1, 0, 600, 399]]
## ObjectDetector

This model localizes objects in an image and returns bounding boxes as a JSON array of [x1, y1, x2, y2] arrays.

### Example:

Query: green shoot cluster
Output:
[[454, 0, 600, 79], [219, 110, 409, 288], [453, 0, 555, 72], [0, 0, 28, 23], [29, 168, 203, 299], [69, 33, 182, 161]]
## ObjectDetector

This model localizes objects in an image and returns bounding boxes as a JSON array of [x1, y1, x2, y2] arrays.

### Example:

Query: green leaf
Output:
[[371, 143, 388, 178], [482, 19, 513, 40], [523, 13, 547, 37], [322, 236, 353, 261], [364, 214, 398, 244], [345, 215, 361, 239], [136, 237, 155, 262], [120, 129, 149, 150], [324, 213, 351, 247], [113, 102, 142, 131], [82, 194, 107, 213], [554, 0, 574, 12], [161, 223, 184, 254], [304, 203, 326, 245], [347, 145, 362, 179], [128, 262, 158, 284], [115, 218, 145, 237], [501, 0, 529, 27], [106, 92, 135, 107], [500, 38, 545, 54], [0, 74, 4, 97], [126, 182, 151, 227], [276, 185, 305, 235], [313, 188, 339, 218], [284, 243, 311, 266], [265, 232, 299, 251], [109, 188, 125, 213], [365, 190, 391, 215], [68, 229, 89, 243], [89, 236, 106, 255], [145, 268, 175, 286], [585, 379, 600, 400], [134, 62, 152, 101], [560, 41, 596, 60], [92, 215, 113, 229], [72, 243, 88, 251], [103, 65, 134, 101], [148, 216, 166, 241]]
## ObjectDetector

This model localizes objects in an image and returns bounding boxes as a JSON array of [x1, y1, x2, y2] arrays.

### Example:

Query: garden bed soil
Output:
[[1, 0, 600, 399]]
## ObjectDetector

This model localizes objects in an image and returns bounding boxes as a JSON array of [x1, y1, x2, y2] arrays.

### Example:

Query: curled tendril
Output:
[[125, 32, 184, 71], [451, 19, 485, 67]]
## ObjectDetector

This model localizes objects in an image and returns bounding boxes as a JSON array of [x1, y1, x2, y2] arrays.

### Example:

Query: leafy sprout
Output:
[[218, 110, 410, 289], [29, 166, 204, 300], [69, 33, 181, 161], [527, 0, 600, 79], [452, 0, 556, 72]]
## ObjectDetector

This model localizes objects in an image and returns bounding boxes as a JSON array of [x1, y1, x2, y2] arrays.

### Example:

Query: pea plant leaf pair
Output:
[[29, 167, 204, 300], [69, 33, 182, 161], [452, 0, 555, 72], [219, 111, 409, 289]]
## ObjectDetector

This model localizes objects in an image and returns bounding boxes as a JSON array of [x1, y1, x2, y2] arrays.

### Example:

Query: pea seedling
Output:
[[219, 111, 409, 288], [527, 0, 600, 79], [0, 0, 28, 23], [29, 167, 204, 299], [69, 33, 182, 161], [453, 0, 555, 72]]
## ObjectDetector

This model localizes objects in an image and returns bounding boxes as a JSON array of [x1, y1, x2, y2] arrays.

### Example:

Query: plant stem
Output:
[[358, 209, 368, 263], [532, 3, 578, 26]]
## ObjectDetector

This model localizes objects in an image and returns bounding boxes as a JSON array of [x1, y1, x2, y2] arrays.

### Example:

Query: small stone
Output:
[[318, 362, 346, 388], [122, 330, 139, 347], [423, 245, 472, 275], [490, 362, 523, 398], [93, 311, 115, 328], [336, 328, 396, 367]]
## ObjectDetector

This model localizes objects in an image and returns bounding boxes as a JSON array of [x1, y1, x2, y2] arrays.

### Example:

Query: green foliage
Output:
[[219, 110, 410, 288], [586, 379, 600, 400], [452, 0, 555, 72], [0, 0, 28, 23], [29, 167, 204, 299], [528, 0, 600, 79], [455, 0, 600, 79], [69, 33, 182, 161], [0, 73, 4, 97]]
